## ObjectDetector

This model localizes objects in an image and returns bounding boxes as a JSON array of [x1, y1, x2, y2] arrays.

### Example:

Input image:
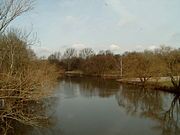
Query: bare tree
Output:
[[48, 51, 61, 61], [0, 0, 34, 33], [63, 48, 77, 70], [123, 52, 156, 85], [156, 46, 180, 89], [63, 48, 77, 59], [114, 54, 123, 77], [79, 48, 94, 59], [0, 30, 59, 134], [98, 50, 105, 55]]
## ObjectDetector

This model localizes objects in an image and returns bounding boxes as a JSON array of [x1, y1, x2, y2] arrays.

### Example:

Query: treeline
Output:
[[48, 47, 180, 89], [48, 48, 117, 74]]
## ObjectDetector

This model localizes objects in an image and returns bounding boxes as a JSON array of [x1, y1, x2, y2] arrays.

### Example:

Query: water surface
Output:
[[28, 77, 180, 135]]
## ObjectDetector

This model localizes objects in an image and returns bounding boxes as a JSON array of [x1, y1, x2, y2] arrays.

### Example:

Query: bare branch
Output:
[[0, 0, 34, 33]]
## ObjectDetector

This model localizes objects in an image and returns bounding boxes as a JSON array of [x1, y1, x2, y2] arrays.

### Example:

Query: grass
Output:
[[158, 81, 173, 87]]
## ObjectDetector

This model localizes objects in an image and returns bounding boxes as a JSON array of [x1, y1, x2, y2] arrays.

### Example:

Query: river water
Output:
[[26, 77, 179, 135]]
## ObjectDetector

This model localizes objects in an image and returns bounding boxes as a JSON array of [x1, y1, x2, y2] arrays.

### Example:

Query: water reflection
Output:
[[27, 77, 179, 135], [13, 97, 62, 135], [60, 77, 180, 135], [61, 77, 120, 98], [115, 85, 180, 135], [160, 95, 180, 135], [116, 86, 163, 116]]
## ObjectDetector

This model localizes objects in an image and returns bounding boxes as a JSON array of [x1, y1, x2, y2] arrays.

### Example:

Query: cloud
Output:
[[148, 45, 158, 50], [105, 0, 136, 26], [109, 44, 120, 50]]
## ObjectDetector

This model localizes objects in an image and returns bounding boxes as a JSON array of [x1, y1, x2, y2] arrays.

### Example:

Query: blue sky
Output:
[[11, 0, 180, 56]]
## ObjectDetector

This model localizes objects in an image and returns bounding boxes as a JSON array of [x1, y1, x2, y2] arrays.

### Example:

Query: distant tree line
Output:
[[48, 46, 180, 89]]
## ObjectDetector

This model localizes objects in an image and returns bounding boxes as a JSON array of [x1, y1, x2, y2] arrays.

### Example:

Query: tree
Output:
[[155, 46, 180, 89], [0, 0, 34, 33], [98, 50, 113, 56], [48, 51, 61, 64], [0, 30, 59, 134], [62, 48, 77, 70], [0, 30, 34, 75], [63, 48, 77, 59], [104, 50, 113, 56], [168, 50, 180, 89], [123, 52, 156, 85], [79, 48, 94, 59], [114, 54, 123, 77], [81, 54, 116, 75]]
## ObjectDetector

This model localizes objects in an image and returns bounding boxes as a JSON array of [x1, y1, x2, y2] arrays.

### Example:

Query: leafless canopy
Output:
[[79, 48, 95, 59], [0, 0, 34, 33]]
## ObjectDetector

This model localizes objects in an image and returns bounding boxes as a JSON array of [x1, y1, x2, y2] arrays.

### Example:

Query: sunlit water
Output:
[[24, 77, 179, 135]]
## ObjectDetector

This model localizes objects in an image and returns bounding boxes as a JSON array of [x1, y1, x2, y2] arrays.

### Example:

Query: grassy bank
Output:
[[117, 77, 179, 94]]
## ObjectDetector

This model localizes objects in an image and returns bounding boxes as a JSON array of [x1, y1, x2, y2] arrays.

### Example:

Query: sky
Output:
[[10, 0, 180, 57]]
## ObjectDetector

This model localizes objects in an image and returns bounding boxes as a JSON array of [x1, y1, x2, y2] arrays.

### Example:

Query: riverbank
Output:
[[64, 70, 121, 79], [117, 77, 180, 94], [63, 71, 179, 94]]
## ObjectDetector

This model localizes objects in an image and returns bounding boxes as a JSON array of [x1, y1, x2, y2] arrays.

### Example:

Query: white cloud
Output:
[[105, 0, 136, 26], [109, 44, 120, 50], [148, 45, 158, 50]]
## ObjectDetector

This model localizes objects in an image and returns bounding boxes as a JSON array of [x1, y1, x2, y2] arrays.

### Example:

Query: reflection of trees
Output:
[[60, 77, 180, 135], [116, 86, 162, 116], [0, 99, 51, 135], [59, 79, 78, 98], [116, 85, 180, 135], [158, 95, 180, 135], [63, 77, 120, 98], [11, 97, 62, 135]]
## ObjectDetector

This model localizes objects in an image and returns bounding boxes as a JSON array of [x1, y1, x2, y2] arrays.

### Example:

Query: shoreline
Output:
[[116, 79, 179, 94], [62, 71, 179, 94]]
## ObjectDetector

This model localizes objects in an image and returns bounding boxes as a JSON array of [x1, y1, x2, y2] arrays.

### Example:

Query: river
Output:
[[23, 77, 179, 135]]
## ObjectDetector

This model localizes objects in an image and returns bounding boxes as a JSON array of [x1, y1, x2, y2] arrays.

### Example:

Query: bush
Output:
[[0, 31, 59, 134]]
